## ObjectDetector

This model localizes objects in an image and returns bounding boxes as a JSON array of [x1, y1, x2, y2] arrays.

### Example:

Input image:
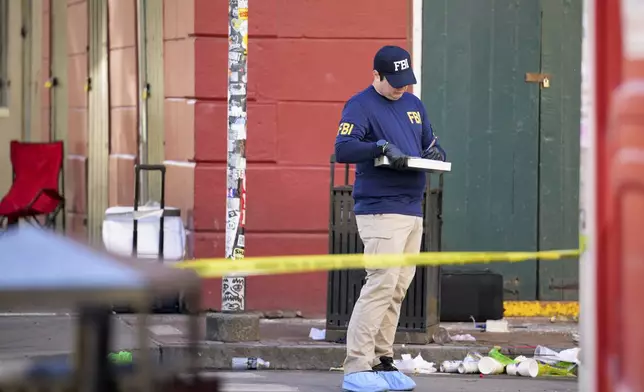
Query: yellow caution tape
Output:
[[174, 249, 581, 278]]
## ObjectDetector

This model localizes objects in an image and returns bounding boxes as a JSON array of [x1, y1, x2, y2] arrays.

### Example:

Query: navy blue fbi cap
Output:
[[373, 45, 417, 89]]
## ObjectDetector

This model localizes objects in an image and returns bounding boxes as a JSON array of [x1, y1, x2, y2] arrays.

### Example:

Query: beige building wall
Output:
[[0, 0, 167, 242], [108, 0, 138, 207], [0, 1, 25, 196]]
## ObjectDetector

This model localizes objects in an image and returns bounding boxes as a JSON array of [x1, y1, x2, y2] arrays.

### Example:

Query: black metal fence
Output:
[[325, 155, 443, 344]]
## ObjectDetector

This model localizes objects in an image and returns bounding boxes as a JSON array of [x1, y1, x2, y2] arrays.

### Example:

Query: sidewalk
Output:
[[0, 314, 578, 371], [132, 315, 579, 370]]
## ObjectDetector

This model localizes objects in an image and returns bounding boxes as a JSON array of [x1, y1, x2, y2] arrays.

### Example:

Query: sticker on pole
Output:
[[239, 8, 248, 20]]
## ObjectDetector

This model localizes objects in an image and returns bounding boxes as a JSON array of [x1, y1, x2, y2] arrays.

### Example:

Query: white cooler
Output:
[[102, 205, 186, 262]]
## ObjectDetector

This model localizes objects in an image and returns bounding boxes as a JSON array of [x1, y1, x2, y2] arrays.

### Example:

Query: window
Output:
[[0, 0, 8, 108]]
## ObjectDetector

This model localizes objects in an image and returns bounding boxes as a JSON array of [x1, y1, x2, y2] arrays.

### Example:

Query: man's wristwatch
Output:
[[376, 139, 389, 154]]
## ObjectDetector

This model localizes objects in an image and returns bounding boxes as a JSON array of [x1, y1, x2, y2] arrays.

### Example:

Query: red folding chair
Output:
[[0, 140, 65, 229]]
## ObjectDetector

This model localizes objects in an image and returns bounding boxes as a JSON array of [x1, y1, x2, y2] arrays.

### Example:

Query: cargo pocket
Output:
[[357, 215, 395, 255]]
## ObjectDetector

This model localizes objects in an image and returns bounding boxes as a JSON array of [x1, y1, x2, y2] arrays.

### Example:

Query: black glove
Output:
[[383, 143, 408, 169], [422, 145, 446, 162]]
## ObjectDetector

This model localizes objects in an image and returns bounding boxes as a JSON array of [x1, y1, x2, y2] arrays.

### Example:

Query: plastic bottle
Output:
[[487, 346, 516, 366], [231, 357, 270, 370]]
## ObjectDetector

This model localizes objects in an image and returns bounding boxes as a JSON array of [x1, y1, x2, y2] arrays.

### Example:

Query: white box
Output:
[[374, 156, 452, 173], [102, 205, 186, 262]]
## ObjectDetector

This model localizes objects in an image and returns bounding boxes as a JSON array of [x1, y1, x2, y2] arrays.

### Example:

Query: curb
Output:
[[159, 343, 552, 371], [6, 343, 575, 371]]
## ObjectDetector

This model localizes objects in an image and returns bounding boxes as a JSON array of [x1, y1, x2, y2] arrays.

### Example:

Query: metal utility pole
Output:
[[222, 0, 248, 312]]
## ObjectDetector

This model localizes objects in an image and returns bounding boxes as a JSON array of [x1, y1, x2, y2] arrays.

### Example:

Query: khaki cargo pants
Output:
[[343, 213, 423, 374]]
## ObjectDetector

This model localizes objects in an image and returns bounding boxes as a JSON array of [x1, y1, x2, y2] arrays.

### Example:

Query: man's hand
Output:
[[383, 143, 408, 169], [422, 146, 446, 161], [422, 138, 447, 162]]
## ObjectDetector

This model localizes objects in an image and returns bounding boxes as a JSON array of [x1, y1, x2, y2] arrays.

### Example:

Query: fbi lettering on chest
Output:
[[393, 59, 410, 71], [407, 111, 421, 124]]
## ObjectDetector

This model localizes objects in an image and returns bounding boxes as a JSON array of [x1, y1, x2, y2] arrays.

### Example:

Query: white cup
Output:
[[478, 357, 504, 375], [440, 360, 462, 373], [517, 359, 539, 377], [458, 361, 480, 374], [506, 363, 518, 376]]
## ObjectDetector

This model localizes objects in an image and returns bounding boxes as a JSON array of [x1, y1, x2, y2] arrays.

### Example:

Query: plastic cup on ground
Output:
[[440, 361, 461, 373], [478, 357, 504, 375], [506, 363, 518, 376], [517, 359, 539, 377], [458, 361, 480, 374]]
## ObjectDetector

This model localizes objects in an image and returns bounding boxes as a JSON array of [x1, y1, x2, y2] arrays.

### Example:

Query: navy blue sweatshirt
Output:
[[334, 85, 440, 217]]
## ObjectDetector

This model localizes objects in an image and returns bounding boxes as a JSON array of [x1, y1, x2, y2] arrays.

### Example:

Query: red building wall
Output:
[[57, 0, 411, 317], [169, 0, 412, 316]]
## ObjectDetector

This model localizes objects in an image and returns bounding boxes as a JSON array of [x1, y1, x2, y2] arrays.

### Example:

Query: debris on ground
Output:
[[450, 334, 476, 342], [308, 327, 326, 340], [550, 315, 579, 323], [484, 319, 509, 333], [468, 316, 513, 332], [394, 354, 437, 374], [392, 344, 578, 378], [432, 329, 477, 344], [107, 350, 132, 364], [432, 327, 452, 344], [231, 357, 270, 370]]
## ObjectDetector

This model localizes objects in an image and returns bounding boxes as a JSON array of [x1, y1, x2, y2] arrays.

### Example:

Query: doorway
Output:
[[421, 0, 581, 300]]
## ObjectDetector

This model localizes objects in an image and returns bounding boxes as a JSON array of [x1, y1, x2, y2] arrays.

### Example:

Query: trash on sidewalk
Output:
[[468, 316, 509, 332], [506, 359, 539, 377], [533, 345, 580, 365], [487, 346, 516, 366], [435, 345, 578, 378], [108, 351, 132, 364], [450, 334, 476, 342], [470, 316, 487, 330], [550, 315, 579, 323], [484, 319, 509, 333], [532, 345, 579, 376], [439, 360, 461, 373], [329, 344, 578, 378], [433, 328, 476, 344], [458, 351, 484, 374], [478, 356, 505, 375], [394, 353, 437, 374], [432, 327, 452, 344], [232, 357, 270, 370], [309, 327, 326, 340]]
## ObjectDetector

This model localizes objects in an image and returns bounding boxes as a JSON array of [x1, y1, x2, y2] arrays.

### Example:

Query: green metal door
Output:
[[422, 0, 542, 300], [537, 0, 581, 300], [421, 0, 581, 301]]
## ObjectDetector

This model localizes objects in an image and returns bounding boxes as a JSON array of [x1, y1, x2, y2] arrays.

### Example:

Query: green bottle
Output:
[[487, 346, 516, 366]]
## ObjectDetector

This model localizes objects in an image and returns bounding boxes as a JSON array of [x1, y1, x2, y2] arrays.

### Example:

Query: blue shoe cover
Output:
[[376, 370, 416, 391], [342, 371, 390, 392]]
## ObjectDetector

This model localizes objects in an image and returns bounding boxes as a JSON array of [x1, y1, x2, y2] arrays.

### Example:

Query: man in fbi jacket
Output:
[[334, 45, 446, 392]]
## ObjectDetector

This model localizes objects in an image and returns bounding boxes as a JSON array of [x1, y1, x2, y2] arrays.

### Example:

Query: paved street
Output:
[[209, 370, 578, 392], [0, 314, 142, 362]]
